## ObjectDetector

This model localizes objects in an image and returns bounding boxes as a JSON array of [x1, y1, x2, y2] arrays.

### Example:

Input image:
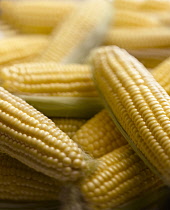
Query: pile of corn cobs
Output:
[[0, 0, 170, 210]]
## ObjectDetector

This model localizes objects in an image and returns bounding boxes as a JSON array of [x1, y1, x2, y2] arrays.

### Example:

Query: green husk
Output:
[[18, 95, 103, 118]]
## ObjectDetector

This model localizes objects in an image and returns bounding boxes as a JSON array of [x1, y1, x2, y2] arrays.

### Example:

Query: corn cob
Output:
[[0, 87, 94, 181], [103, 28, 170, 49], [140, 0, 170, 12], [72, 109, 126, 158], [37, 0, 112, 64], [0, 153, 61, 201], [113, 9, 160, 28], [80, 144, 163, 210], [91, 45, 170, 184], [0, 0, 76, 34], [51, 118, 86, 138], [151, 57, 170, 95], [0, 35, 48, 70], [128, 48, 170, 68], [0, 63, 98, 97], [114, 0, 142, 11]]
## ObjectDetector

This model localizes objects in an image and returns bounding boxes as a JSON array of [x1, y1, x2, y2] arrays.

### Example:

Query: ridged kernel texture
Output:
[[51, 118, 86, 138], [0, 153, 61, 201], [104, 27, 170, 49], [81, 144, 162, 210], [0, 0, 76, 34], [152, 57, 170, 95], [0, 35, 48, 69], [0, 63, 97, 97], [37, 0, 112, 63], [72, 109, 126, 158], [91, 45, 170, 185], [0, 87, 92, 181]]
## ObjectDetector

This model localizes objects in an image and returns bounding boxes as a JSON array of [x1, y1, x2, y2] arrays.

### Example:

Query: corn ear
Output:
[[151, 57, 170, 95], [104, 28, 170, 49], [114, 0, 142, 11], [140, 0, 170, 12], [0, 153, 62, 201], [0, 63, 97, 97], [91, 45, 170, 185], [72, 109, 126, 158], [114, 9, 160, 28], [0, 0, 76, 34], [80, 144, 163, 210], [0, 35, 48, 69], [0, 87, 94, 181], [51, 118, 86, 138], [37, 0, 112, 63]]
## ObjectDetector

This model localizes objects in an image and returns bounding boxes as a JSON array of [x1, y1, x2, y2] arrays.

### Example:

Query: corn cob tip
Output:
[[0, 86, 95, 182]]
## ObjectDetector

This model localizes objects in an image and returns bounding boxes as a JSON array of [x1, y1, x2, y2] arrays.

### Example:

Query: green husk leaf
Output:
[[18, 95, 103, 118]]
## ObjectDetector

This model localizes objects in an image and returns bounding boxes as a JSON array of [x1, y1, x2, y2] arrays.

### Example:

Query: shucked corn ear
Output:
[[0, 153, 61, 201], [151, 57, 170, 95], [0, 87, 94, 181], [72, 109, 126, 158], [0, 35, 48, 70], [37, 0, 112, 63], [140, 0, 170, 12], [104, 27, 170, 49], [114, 0, 170, 12], [114, 0, 142, 11], [91, 45, 170, 184], [80, 144, 163, 210], [51, 118, 86, 138], [113, 9, 160, 28], [0, 63, 98, 97], [0, 0, 76, 34]]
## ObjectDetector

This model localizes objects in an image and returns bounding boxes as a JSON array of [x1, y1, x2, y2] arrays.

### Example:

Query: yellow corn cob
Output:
[[91, 45, 170, 184], [0, 87, 94, 181], [113, 9, 160, 28], [128, 48, 170, 68], [114, 0, 142, 11], [80, 144, 163, 210], [0, 63, 98, 97], [51, 118, 86, 138], [72, 110, 126, 158], [151, 57, 170, 95], [140, 0, 170, 12], [103, 27, 170, 49], [37, 0, 112, 63], [0, 153, 61, 201], [0, 0, 76, 34], [0, 35, 48, 69]]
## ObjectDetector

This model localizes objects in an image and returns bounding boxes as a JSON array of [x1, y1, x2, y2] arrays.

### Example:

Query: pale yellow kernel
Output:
[[73, 159, 82, 168], [63, 157, 71, 165]]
